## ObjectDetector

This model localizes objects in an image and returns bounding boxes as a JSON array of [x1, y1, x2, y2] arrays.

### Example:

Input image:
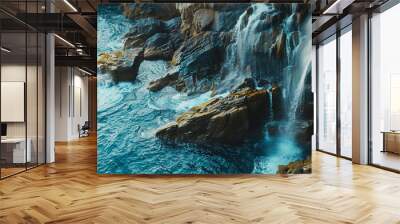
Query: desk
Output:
[[382, 131, 400, 155], [1, 138, 31, 163]]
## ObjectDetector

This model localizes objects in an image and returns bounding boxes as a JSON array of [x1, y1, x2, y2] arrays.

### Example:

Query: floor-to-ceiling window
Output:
[[316, 25, 353, 159], [317, 35, 337, 154], [339, 27, 352, 158], [370, 3, 400, 171], [0, 1, 46, 179]]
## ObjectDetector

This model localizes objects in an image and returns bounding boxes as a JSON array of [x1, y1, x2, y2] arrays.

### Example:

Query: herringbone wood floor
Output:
[[1, 135, 400, 224]]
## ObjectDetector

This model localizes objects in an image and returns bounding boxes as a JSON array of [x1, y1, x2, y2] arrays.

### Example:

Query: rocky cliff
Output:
[[277, 158, 311, 174], [156, 85, 269, 144], [98, 3, 312, 147], [97, 48, 144, 82]]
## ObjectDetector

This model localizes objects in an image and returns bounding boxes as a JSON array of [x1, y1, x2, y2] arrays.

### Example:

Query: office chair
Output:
[[79, 121, 90, 138]]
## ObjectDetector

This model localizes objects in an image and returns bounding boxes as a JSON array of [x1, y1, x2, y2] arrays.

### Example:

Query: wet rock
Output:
[[294, 4, 310, 24], [176, 3, 214, 37], [274, 32, 286, 59], [193, 9, 215, 33], [176, 3, 248, 37], [143, 32, 183, 60], [295, 69, 313, 121], [147, 73, 177, 92], [272, 4, 293, 19], [172, 32, 226, 91], [218, 31, 234, 47], [277, 158, 311, 174], [123, 18, 165, 49], [211, 6, 249, 32], [164, 17, 182, 32], [156, 87, 268, 144], [143, 33, 172, 60], [122, 3, 179, 21], [147, 71, 185, 92], [257, 79, 271, 87], [293, 121, 313, 146], [234, 78, 256, 91], [271, 85, 285, 120], [124, 17, 183, 60], [239, 6, 253, 30], [155, 123, 178, 140], [97, 48, 144, 82], [254, 31, 276, 54]]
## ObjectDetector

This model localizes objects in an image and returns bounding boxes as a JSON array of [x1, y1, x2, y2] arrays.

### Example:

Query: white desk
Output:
[[1, 138, 31, 163]]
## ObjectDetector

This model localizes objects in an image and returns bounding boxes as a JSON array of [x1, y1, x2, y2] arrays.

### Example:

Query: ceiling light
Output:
[[1, 47, 11, 53], [63, 0, 78, 12], [54, 34, 75, 48], [76, 49, 85, 55], [322, 0, 356, 15], [322, 0, 340, 14], [78, 68, 94, 76]]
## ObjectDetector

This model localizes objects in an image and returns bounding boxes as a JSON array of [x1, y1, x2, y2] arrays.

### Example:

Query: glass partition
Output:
[[317, 36, 337, 154], [370, 4, 400, 171], [1, 31, 28, 177], [0, 1, 46, 179], [339, 28, 352, 158]]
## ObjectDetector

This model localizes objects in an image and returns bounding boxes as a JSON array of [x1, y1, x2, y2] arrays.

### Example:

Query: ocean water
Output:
[[97, 5, 309, 174]]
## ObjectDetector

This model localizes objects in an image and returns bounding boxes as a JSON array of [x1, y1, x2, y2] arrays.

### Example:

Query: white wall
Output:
[[55, 66, 69, 141], [55, 67, 89, 141]]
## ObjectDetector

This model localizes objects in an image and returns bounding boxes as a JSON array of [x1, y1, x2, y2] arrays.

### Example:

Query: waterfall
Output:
[[217, 3, 311, 123], [268, 89, 274, 121], [284, 19, 312, 121], [218, 4, 273, 92]]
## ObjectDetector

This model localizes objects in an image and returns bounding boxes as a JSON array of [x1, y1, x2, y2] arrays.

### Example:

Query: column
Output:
[[352, 14, 369, 164]]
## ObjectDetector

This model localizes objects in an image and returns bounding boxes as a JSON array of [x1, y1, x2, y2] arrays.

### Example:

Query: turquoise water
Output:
[[97, 5, 309, 174]]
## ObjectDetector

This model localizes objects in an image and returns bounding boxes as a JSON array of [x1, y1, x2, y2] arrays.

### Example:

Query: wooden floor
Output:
[[1, 167, 26, 178], [1, 135, 400, 224], [373, 150, 400, 171]]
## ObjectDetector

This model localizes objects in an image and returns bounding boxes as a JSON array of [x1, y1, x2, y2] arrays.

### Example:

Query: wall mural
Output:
[[97, 3, 312, 174]]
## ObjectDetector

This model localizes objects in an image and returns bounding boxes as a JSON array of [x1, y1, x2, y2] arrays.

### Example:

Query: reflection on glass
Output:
[[1, 32, 27, 177], [0, 1, 47, 179], [340, 29, 352, 158], [318, 37, 337, 154], [371, 3, 400, 171]]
